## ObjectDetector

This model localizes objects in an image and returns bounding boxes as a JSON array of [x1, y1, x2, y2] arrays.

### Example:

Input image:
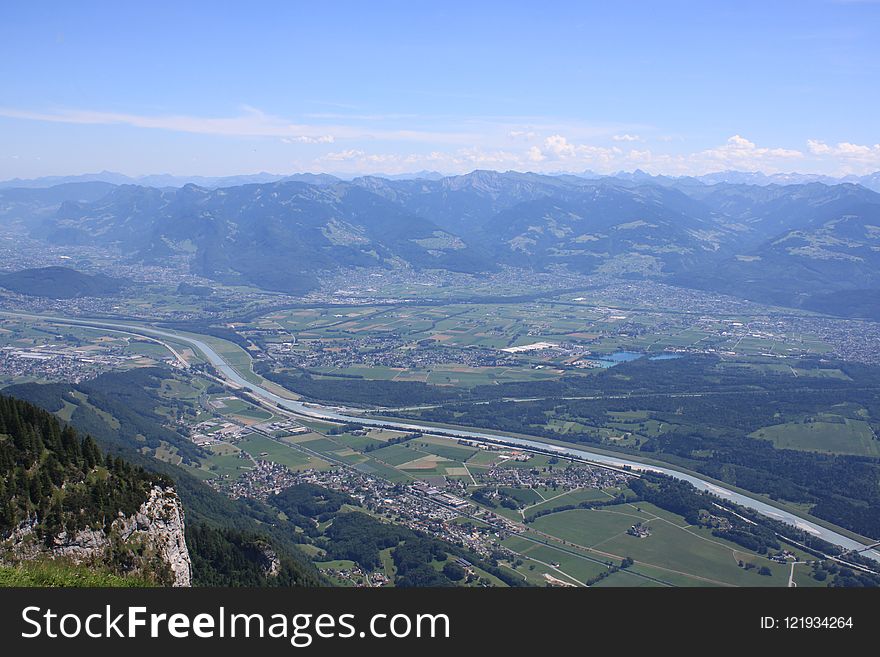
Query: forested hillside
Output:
[[0, 394, 175, 584], [0, 394, 161, 541], [0, 388, 324, 587]]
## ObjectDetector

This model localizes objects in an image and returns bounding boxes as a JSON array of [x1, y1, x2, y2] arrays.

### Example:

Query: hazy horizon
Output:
[[3, 166, 880, 187]]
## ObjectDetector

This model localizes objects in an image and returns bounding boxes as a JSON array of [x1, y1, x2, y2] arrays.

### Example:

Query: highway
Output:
[[9, 311, 880, 562]]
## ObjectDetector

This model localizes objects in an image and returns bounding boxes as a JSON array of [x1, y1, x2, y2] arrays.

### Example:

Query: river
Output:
[[13, 312, 879, 562]]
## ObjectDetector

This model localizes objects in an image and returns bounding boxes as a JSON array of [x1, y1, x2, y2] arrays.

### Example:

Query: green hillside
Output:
[[0, 266, 125, 298]]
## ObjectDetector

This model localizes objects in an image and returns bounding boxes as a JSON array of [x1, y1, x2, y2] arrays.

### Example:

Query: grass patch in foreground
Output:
[[0, 562, 154, 587]]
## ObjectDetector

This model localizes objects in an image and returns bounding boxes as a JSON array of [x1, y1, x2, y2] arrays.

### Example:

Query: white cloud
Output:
[[321, 149, 365, 161], [455, 147, 522, 165], [508, 130, 538, 140], [0, 105, 483, 145], [698, 135, 803, 170], [3, 103, 877, 178], [310, 133, 879, 177], [527, 146, 546, 163], [707, 134, 802, 159], [0, 105, 341, 142], [808, 139, 880, 157], [807, 139, 833, 155], [281, 135, 334, 144], [542, 134, 578, 158], [806, 139, 880, 174], [530, 134, 621, 166], [315, 146, 526, 174], [837, 142, 876, 155]]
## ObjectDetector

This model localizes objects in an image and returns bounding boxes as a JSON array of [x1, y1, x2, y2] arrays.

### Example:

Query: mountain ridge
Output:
[[5, 168, 880, 192], [3, 171, 880, 317]]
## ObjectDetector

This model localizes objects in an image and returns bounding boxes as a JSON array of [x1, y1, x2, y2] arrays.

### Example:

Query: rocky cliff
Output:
[[3, 485, 192, 586]]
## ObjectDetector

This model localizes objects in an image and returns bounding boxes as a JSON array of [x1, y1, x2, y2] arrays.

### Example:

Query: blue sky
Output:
[[1, 0, 878, 178]]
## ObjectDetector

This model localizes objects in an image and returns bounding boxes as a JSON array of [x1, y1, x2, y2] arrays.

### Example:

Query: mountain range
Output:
[[3, 168, 879, 192], [2, 170, 880, 318], [0, 170, 445, 190]]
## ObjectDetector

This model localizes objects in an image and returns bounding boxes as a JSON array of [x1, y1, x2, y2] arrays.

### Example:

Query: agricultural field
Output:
[[410, 436, 479, 462], [523, 488, 612, 519], [253, 298, 826, 357], [369, 443, 432, 466], [750, 416, 880, 456], [206, 394, 274, 422], [196, 443, 254, 480], [499, 535, 611, 586], [524, 505, 792, 587], [237, 434, 330, 471], [244, 297, 843, 398]]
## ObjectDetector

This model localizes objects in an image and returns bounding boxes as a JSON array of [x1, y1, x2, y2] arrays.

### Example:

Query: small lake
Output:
[[593, 351, 644, 368], [593, 351, 682, 367]]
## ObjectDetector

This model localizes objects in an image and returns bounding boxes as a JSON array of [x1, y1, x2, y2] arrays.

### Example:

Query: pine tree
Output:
[[0, 394, 158, 537]]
